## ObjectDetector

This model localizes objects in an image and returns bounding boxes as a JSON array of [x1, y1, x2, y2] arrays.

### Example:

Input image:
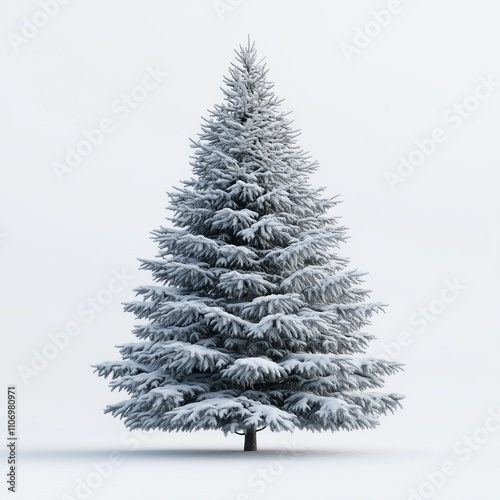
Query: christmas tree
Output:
[[94, 40, 403, 451]]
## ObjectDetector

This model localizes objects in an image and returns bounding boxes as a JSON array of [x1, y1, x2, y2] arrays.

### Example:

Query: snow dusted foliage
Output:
[[93, 40, 403, 438]]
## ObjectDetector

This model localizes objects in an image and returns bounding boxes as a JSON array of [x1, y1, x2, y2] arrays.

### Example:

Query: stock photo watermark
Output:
[[376, 277, 466, 361], [408, 404, 500, 499], [384, 75, 499, 191], [60, 430, 150, 500], [17, 268, 133, 385], [51, 65, 168, 183], [213, 0, 244, 22], [234, 438, 299, 500], [6, 386, 17, 494], [340, 0, 406, 64], [7, 0, 72, 53]]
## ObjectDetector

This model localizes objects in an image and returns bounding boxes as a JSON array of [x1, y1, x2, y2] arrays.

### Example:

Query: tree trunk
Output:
[[244, 429, 257, 451]]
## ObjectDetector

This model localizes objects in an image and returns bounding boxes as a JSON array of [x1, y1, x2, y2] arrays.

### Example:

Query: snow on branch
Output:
[[217, 271, 277, 299], [118, 340, 232, 376], [155, 396, 297, 434], [221, 357, 286, 388]]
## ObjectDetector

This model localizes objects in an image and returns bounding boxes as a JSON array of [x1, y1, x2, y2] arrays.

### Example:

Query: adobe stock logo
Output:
[[60, 430, 150, 500], [376, 277, 466, 362], [234, 439, 299, 500], [340, 0, 404, 63], [7, 0, 72, 53], [51, 65, 168, 183], [213, 0, 244, 21], [384, 75, 499, 190], [408, 405, 500, 500], [17, 268, 133, 385]]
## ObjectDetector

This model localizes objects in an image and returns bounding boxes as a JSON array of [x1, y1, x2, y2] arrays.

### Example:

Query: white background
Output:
[[1, 1, 499, 499]]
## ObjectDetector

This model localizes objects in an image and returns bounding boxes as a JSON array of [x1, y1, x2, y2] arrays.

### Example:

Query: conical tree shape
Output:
[[93, 40, 404, 451]]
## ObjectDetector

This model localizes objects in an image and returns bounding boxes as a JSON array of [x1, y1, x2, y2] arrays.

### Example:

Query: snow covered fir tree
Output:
[[94, 40, 404, 451]]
